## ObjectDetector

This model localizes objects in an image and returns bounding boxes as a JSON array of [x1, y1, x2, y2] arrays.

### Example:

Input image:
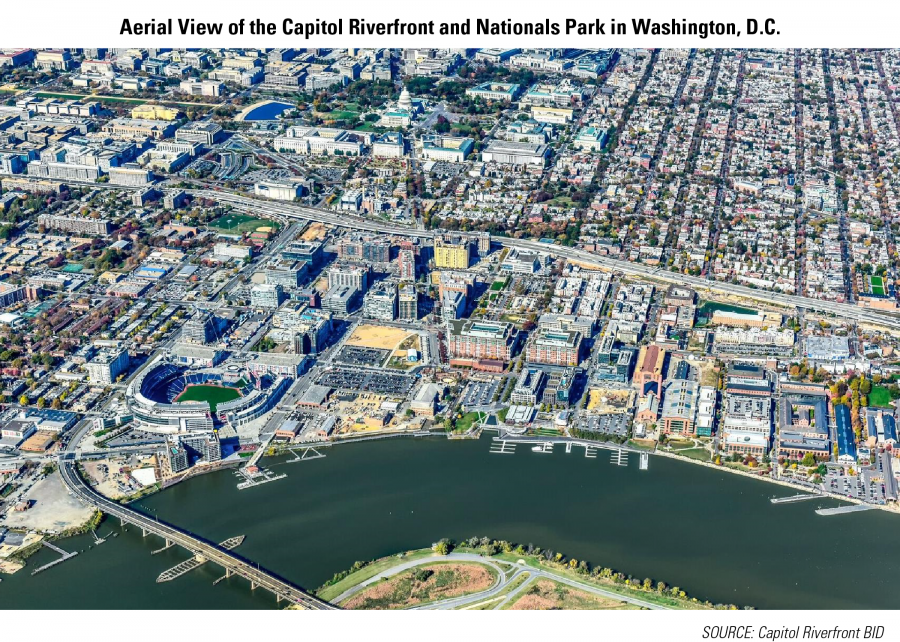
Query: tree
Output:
[[801, 452, 817, 467], [433, 540, 450, 555], [18, 394, 28, 406]]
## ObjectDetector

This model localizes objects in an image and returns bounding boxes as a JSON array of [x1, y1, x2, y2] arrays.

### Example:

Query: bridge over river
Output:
[[58, 460, 336, 610]]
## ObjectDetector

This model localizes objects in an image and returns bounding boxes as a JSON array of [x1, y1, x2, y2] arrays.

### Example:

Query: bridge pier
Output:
[[142, 527, 149, 537], [251, 581, 258, 590]]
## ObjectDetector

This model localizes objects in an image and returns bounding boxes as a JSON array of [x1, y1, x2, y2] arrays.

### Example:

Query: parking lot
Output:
[[335, 345, 390, 368], [316, 366, 416, 395], [460, 378, 502, 409], [578, 413, 630, 437]]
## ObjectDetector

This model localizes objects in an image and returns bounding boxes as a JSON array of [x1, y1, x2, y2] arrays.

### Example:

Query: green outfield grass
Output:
[[174, 384, 242, 412]]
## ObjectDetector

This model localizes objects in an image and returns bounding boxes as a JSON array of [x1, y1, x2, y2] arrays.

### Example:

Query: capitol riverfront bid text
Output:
[[701, 626, 886, 640]]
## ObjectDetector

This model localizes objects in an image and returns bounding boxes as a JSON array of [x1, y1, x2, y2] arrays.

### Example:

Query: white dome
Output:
[[398, 88, 412, 111]]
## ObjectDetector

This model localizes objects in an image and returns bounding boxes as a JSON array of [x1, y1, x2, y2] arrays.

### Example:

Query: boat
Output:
[[532, 443, 553, 454]]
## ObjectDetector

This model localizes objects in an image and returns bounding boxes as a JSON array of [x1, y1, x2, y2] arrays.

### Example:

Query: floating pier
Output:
[[771, 494, 820, 504], [156, 536, 245, 583], [815, 504, 876, 516], [612, 449, 629, 467], [489, 441, 516, 455], [31, 541, 78, 576], [639, 452, 649, 470], [285, 446, 327, 463], [236, 464, 287, 490]]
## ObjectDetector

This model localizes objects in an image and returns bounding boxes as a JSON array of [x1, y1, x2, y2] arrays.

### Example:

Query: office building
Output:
[[175, 121, 223, 146], [363, 282, 398, 321], [250, 284, 285, 309]]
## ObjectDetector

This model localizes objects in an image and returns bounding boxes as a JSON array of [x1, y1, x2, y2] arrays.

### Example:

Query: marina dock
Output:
[[31, 541, 77, 576], [815, 504, 877, 516], [771, 494, 820, 504], [488, 436, 647, 469]]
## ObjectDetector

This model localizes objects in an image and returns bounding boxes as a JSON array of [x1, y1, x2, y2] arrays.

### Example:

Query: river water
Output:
[[2, 437, 898, 609]]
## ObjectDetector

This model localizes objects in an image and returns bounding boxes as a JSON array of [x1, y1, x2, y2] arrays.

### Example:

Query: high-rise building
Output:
[[250, 284, 285, 309], [363, 282, 398, 321], [85, 348, 130, 385], [328, 264, 371, 295], [398, 282, 418, 321], [433, 237, 470, 269], [181, 311, 219, 344], [398, 249, 416, 280]]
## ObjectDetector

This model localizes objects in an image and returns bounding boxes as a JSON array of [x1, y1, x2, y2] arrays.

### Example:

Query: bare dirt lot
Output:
[[341, 563, 495, 609], [586, 388, 633, 413], [346, 324, 414, 351], [301, 222, 327, 241], [1, 471, 93, 533]]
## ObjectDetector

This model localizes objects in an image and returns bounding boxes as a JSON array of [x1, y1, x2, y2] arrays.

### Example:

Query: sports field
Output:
[[209, 213, 278, 235], [174, 384, 242, 412], [870, 276, 885, 296]]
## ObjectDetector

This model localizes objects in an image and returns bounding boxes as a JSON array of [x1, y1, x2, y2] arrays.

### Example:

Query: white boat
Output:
[[532, 443, 553, 453]]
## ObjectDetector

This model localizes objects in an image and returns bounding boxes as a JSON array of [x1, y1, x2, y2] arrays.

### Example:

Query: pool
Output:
[[242, 101, 294, 121]]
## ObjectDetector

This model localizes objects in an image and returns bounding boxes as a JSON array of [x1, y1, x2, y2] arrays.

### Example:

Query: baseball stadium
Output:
[[126, 356, 291, 434]]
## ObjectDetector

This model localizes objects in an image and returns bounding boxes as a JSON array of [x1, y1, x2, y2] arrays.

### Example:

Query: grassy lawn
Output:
[[491, 552, 709, 609], [316, 549, 435, 602], [869, 385, 894, 408], [208, 213, 278, 235], [672, 447, 712, 462], [174, 384, 242, 412], [316, 110, 360, 121], [454, 412, 482, 433]]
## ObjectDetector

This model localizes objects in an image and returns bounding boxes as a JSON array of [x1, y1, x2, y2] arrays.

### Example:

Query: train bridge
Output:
[[59, 460, 336, 610]]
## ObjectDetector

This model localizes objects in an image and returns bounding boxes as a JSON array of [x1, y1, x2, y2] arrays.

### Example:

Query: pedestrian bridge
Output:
[[59, 460, 336, 609]]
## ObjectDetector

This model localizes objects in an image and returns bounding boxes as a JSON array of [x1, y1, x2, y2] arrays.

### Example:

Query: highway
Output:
[[185, 189, 900, 331], [329, 552, 669, 610], [57, 459, 337, 610]]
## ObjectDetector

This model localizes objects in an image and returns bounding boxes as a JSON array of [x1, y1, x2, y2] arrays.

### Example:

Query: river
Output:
[[1, 437, 897, 609]]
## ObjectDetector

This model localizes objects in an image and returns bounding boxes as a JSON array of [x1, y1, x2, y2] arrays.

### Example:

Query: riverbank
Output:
[[2, 509, 102, 568], [491, 431, 895, 515], [651, 448, 896, 513], [316, 541, 729, 610]]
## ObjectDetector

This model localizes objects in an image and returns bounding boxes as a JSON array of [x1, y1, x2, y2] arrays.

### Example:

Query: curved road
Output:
[[330, 552, 667, 610]]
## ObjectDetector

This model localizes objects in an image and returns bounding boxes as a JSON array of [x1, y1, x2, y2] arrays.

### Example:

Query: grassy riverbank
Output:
[[316, 538, 736, 610]]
